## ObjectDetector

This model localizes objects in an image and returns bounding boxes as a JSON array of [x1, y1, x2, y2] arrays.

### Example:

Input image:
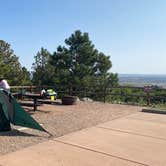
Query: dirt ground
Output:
[[0, 100, 142, 155]]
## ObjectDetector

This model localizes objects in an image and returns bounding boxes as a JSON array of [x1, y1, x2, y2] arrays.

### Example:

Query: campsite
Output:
[[0, 97, 140, 155], [0, 0, 166, 165]]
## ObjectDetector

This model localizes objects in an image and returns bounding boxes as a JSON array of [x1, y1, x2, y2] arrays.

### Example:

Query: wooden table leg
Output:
[[34, 98, 37, 111]]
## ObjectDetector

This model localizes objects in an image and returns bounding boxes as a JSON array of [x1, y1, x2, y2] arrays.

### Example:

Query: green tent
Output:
[[0, 89, 48, 134]]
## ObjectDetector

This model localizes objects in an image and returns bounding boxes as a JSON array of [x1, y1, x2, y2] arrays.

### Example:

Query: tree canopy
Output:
[[1, 30, 119, 101], [0, 40, 31, 85], [49, 30, 118, 94], [32, 47, 54, 86]]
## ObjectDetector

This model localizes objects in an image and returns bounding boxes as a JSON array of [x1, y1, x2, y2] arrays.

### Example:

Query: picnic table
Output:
[[12, 92, 42, 111], [22, 93, 42, 111], [13, 91, 57, 111]]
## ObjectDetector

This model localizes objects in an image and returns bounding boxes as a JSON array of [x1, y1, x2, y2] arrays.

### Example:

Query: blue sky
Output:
[[0, 0, 166, 74]]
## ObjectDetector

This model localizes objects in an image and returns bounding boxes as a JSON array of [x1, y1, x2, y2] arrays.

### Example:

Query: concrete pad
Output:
[[55, 127, 166, 166], [98, 118, 166, 140], [0, 140, 142, 166], [127, 112, 166, 124], [1, 112, 166, 166]]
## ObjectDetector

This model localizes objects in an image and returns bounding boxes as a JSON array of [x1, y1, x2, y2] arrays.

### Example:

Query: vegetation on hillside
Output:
[[0, 31, 166, 106]]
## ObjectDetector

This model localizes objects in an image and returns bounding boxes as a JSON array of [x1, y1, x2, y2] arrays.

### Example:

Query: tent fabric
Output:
[[0, 89, 46, 132], [12, 98, 45, 132], [0, 103, 11, 131], [0, 90, 14, 122]]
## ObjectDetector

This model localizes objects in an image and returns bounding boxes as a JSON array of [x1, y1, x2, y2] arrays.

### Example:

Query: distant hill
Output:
[[119, 74, 166, 88]]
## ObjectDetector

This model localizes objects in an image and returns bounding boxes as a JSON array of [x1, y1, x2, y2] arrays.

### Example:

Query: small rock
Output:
[[81, 97, 93, 102]]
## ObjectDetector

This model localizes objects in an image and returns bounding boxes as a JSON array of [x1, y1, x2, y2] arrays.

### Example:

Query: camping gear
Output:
[[46, 89, 57, 100], [51, 95, 55, 100], [0, 89, 51, 135]]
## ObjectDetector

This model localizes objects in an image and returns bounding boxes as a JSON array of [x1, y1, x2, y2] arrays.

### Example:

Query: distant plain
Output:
[[119, 74, 166, 88]]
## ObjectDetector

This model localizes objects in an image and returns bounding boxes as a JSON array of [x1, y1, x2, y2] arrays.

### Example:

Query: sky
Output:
[[0, 0, 166, 74]]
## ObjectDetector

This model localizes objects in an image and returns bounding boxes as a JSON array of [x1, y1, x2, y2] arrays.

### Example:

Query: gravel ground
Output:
[[0, 100, 142, 155]]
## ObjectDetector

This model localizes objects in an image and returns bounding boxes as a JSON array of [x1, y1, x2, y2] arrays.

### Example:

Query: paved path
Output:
[[0, 112, 166, 166]]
